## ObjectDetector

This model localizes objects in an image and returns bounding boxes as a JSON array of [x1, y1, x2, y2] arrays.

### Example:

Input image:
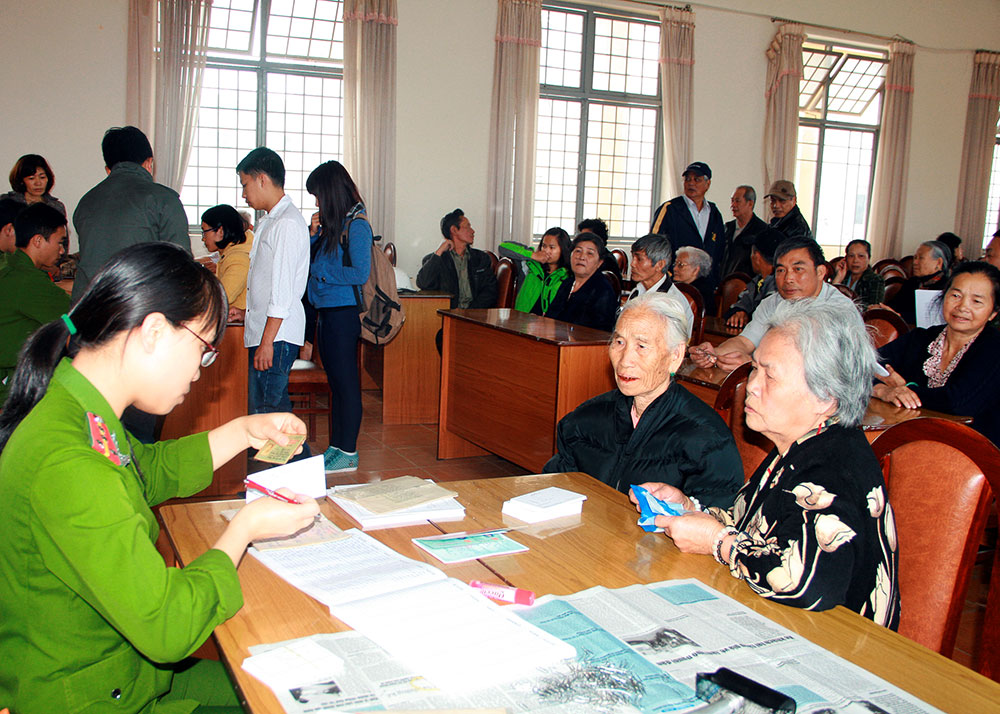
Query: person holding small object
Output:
[[874, 261, 1000, 446], [631, 298, 900, 628], [0, 243, 319, 713]]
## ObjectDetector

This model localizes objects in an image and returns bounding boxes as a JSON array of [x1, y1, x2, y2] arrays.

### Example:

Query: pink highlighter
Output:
[[469, 580, 536, 606]]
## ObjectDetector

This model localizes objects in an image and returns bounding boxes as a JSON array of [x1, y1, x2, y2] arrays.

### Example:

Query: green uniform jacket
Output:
[[0, 359, 243, 713], [0, 249, 70, 403]]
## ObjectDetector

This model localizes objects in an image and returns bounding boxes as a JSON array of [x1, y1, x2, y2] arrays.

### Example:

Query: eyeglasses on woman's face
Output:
[[179, 323, 219, 367]]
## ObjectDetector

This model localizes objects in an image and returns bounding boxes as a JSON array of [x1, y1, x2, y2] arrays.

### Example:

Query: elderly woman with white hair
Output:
[[673, 246, 716, 313], [633, 298, 900, 628], [544, 292, 743, 508]]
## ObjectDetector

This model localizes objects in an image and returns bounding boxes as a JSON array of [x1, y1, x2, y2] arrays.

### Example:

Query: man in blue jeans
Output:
[[230, 148, 309, 424]]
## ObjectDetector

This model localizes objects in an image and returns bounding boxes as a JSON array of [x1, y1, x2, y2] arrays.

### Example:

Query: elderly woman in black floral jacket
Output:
[[633, 297, 900, 629]]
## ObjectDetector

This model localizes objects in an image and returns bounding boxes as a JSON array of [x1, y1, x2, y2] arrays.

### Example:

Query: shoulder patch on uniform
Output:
[[86, 412, 125, 466]]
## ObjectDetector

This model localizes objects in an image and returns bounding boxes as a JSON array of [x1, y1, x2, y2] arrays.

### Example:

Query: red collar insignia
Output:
[[86, 412, 124, 466]]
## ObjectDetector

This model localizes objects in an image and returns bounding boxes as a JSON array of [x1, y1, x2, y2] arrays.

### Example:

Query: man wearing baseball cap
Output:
[[765, 180, 813, 241], [650, 161, 726, 286]]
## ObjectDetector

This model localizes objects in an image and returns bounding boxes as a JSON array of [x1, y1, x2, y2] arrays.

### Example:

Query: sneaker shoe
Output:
[[324, 446, 359, 473]]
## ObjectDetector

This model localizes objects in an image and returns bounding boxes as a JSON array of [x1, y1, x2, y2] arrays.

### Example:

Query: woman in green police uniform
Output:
[[0, 243, 319, 713]]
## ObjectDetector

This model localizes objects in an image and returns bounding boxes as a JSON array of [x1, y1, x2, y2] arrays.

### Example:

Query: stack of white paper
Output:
[[501, 487, 586, 524], [329, 485, 465, 530]]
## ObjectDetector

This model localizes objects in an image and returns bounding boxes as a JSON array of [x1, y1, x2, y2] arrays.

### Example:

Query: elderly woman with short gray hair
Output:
[[882, 239, 951, 323], [633, 298, 900, 628], [673, 246, 716, 313], [544, 291, 743, 508]]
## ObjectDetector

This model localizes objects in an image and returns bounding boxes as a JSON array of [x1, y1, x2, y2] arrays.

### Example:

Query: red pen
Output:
[[244, 479, 300, 504]]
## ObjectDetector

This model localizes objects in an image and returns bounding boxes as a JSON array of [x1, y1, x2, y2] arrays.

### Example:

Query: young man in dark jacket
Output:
[[416, 208, 498, 308]]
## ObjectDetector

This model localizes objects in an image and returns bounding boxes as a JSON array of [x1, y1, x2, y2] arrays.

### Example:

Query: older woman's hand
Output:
[[655, 512, 725, 555], [630, 482, 695, 512]]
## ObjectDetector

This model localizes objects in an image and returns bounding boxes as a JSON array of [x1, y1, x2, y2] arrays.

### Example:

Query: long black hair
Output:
[[305, 160, 364, 256], [540, 226, 572, 272], [0, 243, 227, 453], [201, 204, 247, 249]]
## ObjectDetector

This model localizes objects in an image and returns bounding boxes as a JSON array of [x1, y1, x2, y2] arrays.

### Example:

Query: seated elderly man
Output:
[[673, 246, 716, 314], [633, 298, 900, 628], [690, 237, 854, 370], [544, 292, 743, 508], [626, 233, 694, 339]]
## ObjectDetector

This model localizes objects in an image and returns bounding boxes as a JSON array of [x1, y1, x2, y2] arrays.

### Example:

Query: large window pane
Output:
[[812, 129, 874, 255], [266, 0, 343, 62], [983, 141, 1000, 250], [533, 99, 581, 235], [541, 9, 583, 88]]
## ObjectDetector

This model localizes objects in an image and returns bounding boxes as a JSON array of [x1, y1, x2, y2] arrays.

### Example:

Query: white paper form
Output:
[[249, 529, 446, 607], [246, 454, 326, 502]]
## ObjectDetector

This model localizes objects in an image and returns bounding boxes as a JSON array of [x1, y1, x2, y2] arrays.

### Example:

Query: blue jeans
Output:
[[248, 340, 299, 414]]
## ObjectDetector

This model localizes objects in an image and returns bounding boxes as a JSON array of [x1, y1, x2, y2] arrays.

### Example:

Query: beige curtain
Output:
[[154, 0, 213, 192], [867, 41, 915, 260], [658, 7, 695, 199], [126, 0, 156, 138], [344, 0, 397, 241], [955, 51, 1000, 243], [485, 0, 541, 251], [762, 23, 804, 219]]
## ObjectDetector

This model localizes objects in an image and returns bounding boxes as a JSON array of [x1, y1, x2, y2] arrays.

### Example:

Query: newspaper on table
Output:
[[243, 579, 943, 714]]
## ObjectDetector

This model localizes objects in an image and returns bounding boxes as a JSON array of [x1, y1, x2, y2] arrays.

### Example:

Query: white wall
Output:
[[0, 0, 129, 252], [1, 0, 998, 265]]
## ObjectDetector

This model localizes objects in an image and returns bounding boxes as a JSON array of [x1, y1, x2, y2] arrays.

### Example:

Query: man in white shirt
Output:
[[626, 233, 694, 340], [689, 236, 854, 370], [232, 147, 309, 415]]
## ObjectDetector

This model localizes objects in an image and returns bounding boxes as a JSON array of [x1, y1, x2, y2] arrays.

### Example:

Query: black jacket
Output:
[[769, 205, 813, 241], [878, 324, 1000, 446], [416, 248, 498, 309], [544, 382, 744, 507], [650, 196, 726, 286], [721, 214, 768, 277], [547, 272, 618, 332]]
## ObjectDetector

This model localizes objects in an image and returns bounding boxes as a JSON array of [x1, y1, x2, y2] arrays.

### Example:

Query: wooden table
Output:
[[160, 322, 248, 496], [359, 292, 452, 424], [160, 473, 1000, 713], [437, 310, 615, 472], [702, 314, 743, 346]]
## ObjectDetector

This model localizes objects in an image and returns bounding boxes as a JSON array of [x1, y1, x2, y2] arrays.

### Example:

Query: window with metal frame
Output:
[[794, 40, 887, 257], [982, 121, 1000, 251], [535, 3, 661, 247], [178, 0, 344, 229]]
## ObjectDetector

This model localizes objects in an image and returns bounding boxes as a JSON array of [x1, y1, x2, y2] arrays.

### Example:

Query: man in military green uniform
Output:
[[0, 203, 69, 403]]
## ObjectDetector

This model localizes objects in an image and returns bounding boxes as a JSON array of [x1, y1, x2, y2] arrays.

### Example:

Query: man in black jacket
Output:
[[416, 208, 498, 309], [721, 185, 768, 277], [765, 180, 813, 241], [650, 161, 726, 287]]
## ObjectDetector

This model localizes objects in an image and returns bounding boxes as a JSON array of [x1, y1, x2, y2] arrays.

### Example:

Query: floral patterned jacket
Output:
[[710, 423, 900, 629]]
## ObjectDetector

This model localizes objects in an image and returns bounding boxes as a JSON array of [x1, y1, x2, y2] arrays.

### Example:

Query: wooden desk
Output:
[[160, 473, 1000, 713], [703, 314, 743, 346], [437, 309, 615, 472], [160, 322, 248, 496], [359, 292, 452, 424]]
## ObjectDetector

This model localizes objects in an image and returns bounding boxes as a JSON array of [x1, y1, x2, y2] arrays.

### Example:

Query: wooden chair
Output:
[[494, 257, 515, 308], [601, 270, 621, 300], [873, 258, 902, 276], [870, 419, 1000, 663], [715, 272, 751, 317], [383, 241, 396, 267], [899, 254, 914, 278], [712, 362, 773, 480], [833, 283, 858, 301], [288, 341, 332, 444], [883, 276, 906, 304], [863, 307, 910, 348], [880, 265, 907, 281], [484, 250, 499, 272], [611, 248, 628, 277], [674, 282, 705, 345]]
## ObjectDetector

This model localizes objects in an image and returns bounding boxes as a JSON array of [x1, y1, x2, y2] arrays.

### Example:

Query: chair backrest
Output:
[[601, 269, 622, 299], [873, 258, 902, 276], [833, 283, 858, 301], [880, 265, 907, 281], [484, 250, 499, 272], [495, 257, 515, 308], [826, 258, 843, 283], [674, 282, 705, 344], [899, 254, 914, 278], [715, 273, 750, 317], [383, 241, 397, 266], [882, 276, 906, 303], [870, 418, 998, 657], [611, 248, 628, 277], [863, 307, 910, 348], [712, 362, 773, 480]]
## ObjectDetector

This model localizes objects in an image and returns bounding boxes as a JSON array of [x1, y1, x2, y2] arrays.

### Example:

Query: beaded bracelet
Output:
[[712, 526, 739, 565]]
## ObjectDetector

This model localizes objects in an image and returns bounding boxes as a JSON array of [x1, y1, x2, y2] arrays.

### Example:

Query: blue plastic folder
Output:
[[631, 485, 686, 533]]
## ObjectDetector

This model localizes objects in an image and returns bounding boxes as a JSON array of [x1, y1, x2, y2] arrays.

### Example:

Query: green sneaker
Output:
[[323, 446, 359, 473]]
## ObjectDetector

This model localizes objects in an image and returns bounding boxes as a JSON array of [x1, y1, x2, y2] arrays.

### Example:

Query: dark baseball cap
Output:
[[682, 161, 712, 179]]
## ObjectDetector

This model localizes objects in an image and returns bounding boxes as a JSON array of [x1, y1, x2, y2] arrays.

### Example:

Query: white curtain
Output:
[[658, 7, 695, 199], [867, 41, 915, 260], [762, 23, 804, 219], [126, 0, 156, 139], [154, 0, 213, 192], [485, 0, 541, 251], [954, 51, 1000, 243], [344, 0, 398, 241]]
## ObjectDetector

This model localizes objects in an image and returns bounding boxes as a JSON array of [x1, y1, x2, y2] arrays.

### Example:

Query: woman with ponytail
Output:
[[0, 243, 319, 713]]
